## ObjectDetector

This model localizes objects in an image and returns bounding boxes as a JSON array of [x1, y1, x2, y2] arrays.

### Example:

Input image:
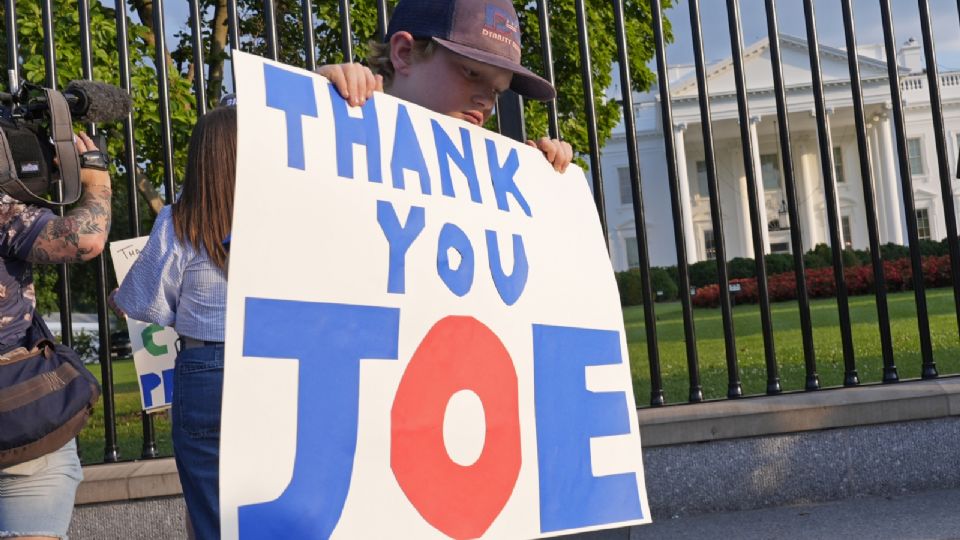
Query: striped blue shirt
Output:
[[114, 206, 227, 342]]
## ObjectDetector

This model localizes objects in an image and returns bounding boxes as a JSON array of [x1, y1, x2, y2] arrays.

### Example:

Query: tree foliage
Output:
[[1, 0, 197, 313], [166, 0, 670, 160], [516, 0, 668, 162], [2, 0, 670, 313]]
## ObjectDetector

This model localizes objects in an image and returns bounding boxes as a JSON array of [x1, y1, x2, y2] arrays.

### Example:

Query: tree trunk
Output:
[[206, 0, 229, 107], [128, 0, 156, 49], [128, 0, 176, 71], [136, 171, 165, 216]]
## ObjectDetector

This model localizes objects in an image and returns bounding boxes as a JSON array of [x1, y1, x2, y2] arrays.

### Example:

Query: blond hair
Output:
[[366, 39, 437, 88]]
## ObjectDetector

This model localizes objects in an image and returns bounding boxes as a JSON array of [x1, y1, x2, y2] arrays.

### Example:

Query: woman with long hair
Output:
[[113, 105, 236, 539]]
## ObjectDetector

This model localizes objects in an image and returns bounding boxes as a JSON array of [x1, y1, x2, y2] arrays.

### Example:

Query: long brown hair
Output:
[[172, 106, 237, 272]]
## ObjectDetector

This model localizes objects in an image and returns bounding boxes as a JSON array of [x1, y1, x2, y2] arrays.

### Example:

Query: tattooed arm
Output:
[[27, 132, 112, 264]]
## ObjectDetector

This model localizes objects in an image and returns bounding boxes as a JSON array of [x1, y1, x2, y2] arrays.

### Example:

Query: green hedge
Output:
[[615, 270, 644, 306], [614, 267, 678, 306]]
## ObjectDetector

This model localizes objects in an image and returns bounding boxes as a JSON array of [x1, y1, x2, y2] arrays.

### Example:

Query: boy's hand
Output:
[[315, 63, 383, 107], [527, 137, 573, 173]]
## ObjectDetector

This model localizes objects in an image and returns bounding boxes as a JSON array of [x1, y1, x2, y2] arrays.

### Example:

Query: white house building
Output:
[[601, 35, 960, 271]]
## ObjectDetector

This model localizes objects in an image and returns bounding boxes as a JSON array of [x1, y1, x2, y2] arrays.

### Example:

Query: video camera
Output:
[[0, 76, 131, 207]]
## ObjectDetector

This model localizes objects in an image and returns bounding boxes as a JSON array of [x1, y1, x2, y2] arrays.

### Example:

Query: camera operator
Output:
[[0, 131, 110, 540]]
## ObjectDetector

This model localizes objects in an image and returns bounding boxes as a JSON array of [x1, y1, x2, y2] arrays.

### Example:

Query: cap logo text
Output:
[[483, 4, 521, 54]]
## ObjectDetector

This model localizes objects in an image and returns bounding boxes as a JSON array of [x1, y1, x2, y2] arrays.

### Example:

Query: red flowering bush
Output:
[[691, 254, 956, 308], [767, 271, 798, 302], [691, 284, 721, 308]]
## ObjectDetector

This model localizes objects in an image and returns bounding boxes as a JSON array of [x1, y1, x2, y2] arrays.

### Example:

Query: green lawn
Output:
[[77, 287, 960, 463], [626, 288, 960, 406], [79, 359, 172, 464]]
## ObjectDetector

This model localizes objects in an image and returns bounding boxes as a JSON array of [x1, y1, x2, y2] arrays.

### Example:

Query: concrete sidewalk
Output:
[[563, 487, 960, 540]]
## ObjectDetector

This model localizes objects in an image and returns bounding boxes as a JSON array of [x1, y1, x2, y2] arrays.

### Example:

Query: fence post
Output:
[[497, 90, 526, 143]]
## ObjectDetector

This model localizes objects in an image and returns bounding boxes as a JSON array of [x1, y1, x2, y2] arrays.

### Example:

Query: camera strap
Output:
[[0, 89, 81, 207], [47, 89, 82, 205], [0, 122, 16, 186]]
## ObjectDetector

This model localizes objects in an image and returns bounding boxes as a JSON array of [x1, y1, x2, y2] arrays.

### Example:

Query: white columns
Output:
[[674, 123, 698, 263], [797, 140, 820, 250], [879, 112, 905, 245], [749, 116, 771, 255], [734, 117, 757, 258], [825, 109, 844, 249], [868, 119, 888, 244], [739, 159, 755, 258]]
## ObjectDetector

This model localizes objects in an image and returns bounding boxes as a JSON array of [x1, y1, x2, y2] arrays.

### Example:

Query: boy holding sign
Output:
[[318, 0, 573, 172], [221, 0, 651, 531]]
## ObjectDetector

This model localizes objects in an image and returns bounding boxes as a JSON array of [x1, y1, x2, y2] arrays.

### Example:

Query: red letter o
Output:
[[391, 316, 521, 539]]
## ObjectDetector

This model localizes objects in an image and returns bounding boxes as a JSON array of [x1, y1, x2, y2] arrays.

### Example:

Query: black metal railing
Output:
[[2, 0, 960, 464]]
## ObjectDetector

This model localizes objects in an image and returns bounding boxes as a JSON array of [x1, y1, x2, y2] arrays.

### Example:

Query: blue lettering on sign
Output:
[[432, 120, 482, 203], [436, 222, 475, 297], [263, 64, 318, 170], [377, 200, 425, 294], [329, 84, 382, 182], [391, 104, 431, 194], [485, 230, 528, 306], [138, 368, 174, 408], [237, 298, 399, 539], [485, 140, 531, 217], [532, 324, 643, 532], [163, 368, 174, 404]]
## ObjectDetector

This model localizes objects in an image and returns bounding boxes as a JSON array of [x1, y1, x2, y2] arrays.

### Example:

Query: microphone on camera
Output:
[[63, 80, 132, 123]]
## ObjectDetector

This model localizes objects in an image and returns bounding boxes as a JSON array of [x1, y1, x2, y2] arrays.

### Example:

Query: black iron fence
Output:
[[3, 0, 960, 464], [635, 0, 959, 408]]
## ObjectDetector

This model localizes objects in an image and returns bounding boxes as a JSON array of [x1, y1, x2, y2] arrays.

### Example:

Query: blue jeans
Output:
[[0, 440, 82, 539], [172, 344, 224, 540]]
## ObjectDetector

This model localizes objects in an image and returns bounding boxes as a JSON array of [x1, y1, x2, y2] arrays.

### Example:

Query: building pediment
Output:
[[913, 187, 940, 200], [671, 34, 897, 99]]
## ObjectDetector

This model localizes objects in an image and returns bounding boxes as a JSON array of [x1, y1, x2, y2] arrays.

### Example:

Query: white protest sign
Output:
[[220, 51, 650, 539], [109, 237, 178, 411]]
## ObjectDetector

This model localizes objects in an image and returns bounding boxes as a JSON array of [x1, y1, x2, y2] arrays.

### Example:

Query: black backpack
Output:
[[0, 315, 101, 467]]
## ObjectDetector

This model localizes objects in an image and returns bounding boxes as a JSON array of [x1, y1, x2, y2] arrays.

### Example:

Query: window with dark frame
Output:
[[624, 236, 640, 269], [703, 229, 716, 260], [916, 208, 931, 240], [618, 167, 632, 206], [841, 215, 853, 249], [833, 147, 845, 183], [695, 161, 710, 199], [760, 154, 781, 190], [907, 138, 925, 176]]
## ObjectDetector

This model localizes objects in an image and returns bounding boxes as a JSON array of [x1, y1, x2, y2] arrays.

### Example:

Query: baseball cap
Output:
[[385, 0, 556, 101]]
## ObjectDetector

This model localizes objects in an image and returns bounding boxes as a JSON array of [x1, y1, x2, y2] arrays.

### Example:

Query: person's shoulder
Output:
[[152, 205, 175, 230], [143, 205, 178, 246]]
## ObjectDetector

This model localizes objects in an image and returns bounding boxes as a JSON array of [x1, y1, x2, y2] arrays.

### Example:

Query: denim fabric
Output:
[[0, 440, 82, 539], [172, 344, 224, 540]]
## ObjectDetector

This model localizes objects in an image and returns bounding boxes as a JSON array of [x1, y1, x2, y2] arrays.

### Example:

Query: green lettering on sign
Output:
[[142, 323, 168, 356]]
